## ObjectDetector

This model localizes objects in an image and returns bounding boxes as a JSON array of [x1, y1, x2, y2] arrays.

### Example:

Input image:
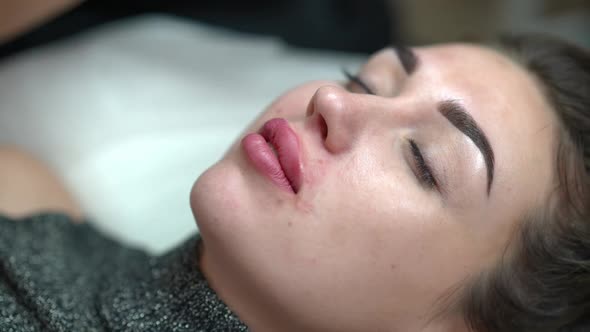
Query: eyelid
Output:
[[341, 68, 376, 95], [408, 139, 439, 191]]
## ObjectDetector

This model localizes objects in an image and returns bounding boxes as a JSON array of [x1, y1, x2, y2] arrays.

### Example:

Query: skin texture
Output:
[[192, 44, 558, 332], [0, 0, 81, 43], [0, 146, 83, 221]]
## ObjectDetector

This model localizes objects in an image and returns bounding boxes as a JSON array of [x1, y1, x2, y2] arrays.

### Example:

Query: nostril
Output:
[[306, 96, 328, 139], [318, 114, 328, 140]]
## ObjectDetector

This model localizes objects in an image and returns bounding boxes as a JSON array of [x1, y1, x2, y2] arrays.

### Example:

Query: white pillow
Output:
[[0, 14, 364, 253]]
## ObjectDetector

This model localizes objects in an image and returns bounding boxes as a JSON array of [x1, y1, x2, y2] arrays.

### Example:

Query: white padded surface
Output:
[[0, 15, 364, 253]]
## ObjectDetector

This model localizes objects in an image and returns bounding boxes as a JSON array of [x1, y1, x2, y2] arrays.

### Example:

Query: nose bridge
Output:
[[311, 85, 389, 154]]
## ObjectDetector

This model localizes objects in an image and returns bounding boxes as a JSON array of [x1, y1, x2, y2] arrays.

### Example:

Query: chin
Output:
[[190, 160, 248, 238]]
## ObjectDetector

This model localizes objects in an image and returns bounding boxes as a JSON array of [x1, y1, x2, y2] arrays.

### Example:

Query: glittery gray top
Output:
[[0, 213, 249, 332]]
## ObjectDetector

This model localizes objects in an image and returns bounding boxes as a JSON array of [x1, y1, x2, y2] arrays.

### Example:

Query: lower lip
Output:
[[241, 133, 295, 193]]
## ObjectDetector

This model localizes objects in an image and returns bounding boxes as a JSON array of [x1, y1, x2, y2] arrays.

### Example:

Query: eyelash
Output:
[[341, 68, 375, 95], [408, 139, 438, 190]]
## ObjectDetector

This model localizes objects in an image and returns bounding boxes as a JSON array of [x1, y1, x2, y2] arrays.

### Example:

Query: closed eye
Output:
[[342, 68, 376, 95], [408, 139, 438, 191]]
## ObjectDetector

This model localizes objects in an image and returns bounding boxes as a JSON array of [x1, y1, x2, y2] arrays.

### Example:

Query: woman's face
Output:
[[191, 44, 557, 331]]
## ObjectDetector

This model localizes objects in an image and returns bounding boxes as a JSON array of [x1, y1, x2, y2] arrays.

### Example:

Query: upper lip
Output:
[[259, 118, 303, 193]]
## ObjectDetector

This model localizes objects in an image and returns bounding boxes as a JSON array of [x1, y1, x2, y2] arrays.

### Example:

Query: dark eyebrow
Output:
[[392, 45, 419, 75], [438, 100, 495, 195]]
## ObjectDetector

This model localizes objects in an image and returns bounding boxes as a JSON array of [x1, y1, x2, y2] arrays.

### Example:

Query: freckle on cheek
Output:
[[274, 196, 285, 207]]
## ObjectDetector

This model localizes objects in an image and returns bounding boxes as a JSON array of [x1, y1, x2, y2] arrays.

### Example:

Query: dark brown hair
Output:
[[458, 34, 590, 332]]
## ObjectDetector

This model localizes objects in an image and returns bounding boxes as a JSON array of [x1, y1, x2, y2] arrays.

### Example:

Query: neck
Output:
[[199, 240, 311, 332], [198, 239, 471, 332]]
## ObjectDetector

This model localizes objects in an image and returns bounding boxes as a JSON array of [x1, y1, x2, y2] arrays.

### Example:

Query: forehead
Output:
[[414, 44, 558, 210]]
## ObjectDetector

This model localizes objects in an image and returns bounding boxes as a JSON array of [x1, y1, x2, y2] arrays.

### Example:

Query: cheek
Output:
[[303, 159, 425, 255], [321, 166, 441, 266]]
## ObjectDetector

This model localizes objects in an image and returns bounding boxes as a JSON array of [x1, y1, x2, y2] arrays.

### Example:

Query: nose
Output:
[[306, 85, 387, 154]]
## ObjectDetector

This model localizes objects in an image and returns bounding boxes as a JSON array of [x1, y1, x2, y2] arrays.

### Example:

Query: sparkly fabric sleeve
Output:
[[0, 213, 249, 332]]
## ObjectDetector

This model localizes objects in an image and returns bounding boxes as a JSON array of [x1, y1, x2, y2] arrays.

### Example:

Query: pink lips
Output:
[[241, 118, 303, 193]]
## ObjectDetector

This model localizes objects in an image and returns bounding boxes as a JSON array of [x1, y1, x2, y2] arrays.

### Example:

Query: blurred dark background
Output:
[[1, 0, 588, 60], [0, 0, 396, 60]]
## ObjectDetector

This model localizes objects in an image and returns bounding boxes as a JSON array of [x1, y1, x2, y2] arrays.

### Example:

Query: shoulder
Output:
[[0, 212, 151, 330], [0, 212, 148, 271]]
